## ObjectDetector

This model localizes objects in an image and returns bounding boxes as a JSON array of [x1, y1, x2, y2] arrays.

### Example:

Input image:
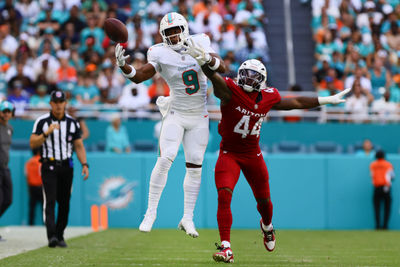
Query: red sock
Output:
[[257, 199, 273, 226], [217, 189, 233, 242]]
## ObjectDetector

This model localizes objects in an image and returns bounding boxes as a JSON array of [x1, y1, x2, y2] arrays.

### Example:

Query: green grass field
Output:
[[1, 229, 400, 266]]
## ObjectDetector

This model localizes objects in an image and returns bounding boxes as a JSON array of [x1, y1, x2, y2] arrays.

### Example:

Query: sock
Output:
[[262, 222, 273, 232], [182, 167, 202, 220], [221, 240, 231, 248], [257, 199, 273, 228], [217, 189, 233, 242], [146, 157, 172, 215]]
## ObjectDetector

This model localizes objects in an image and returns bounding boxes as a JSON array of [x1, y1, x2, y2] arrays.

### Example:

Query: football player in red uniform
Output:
[[183, 40, 350, 263]]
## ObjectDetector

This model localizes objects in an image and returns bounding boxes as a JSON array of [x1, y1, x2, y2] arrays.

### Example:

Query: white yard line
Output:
[[0, 226, 92, 259]]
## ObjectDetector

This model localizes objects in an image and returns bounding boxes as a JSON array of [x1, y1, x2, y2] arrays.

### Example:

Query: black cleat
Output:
[[48, 237, 58, 248], [57, 239, 68, 248]]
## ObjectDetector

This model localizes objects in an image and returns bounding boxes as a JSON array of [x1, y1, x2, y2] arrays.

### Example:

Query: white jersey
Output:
[[147, 33, 215, 115]]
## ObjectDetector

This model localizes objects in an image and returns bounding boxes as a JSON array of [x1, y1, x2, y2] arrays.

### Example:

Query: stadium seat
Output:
[[96, 141, 106, 152], [271, 141, 307, 153], [347, 142, 381, 154], [132, 140, 157, 152], [10, 139, 31, 151], [309, 141, 342, 154]]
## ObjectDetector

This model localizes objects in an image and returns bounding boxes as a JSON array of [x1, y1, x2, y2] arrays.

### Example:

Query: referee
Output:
[[30, 90, 89, 248]]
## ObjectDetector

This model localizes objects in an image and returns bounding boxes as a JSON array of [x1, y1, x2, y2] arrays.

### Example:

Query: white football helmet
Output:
[[159, 12, 189, 50], [237, 59, 267, 92]]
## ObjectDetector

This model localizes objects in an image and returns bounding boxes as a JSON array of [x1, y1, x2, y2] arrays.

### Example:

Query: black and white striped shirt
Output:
[[32, 113, 82, 161]]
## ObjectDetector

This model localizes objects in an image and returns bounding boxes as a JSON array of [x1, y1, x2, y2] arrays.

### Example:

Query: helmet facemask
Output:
[[161, 26, 187, 50], [237, 69, 265, 92]]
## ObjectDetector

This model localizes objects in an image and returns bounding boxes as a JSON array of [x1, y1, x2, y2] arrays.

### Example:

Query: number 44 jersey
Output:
[[147, 33, 214, 115], [219, 77, 281, 154]]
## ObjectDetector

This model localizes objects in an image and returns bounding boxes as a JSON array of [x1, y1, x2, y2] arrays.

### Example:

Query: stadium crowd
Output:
[[311, 0, 400, 122], [0, 0, 268, 118]]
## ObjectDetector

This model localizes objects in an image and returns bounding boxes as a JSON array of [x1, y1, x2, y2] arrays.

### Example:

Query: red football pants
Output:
[[215, 150, 273, 242]]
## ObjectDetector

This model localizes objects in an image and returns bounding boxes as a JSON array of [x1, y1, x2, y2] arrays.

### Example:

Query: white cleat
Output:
[[178, 219, 199, 238], [139, 214, 156, 232]]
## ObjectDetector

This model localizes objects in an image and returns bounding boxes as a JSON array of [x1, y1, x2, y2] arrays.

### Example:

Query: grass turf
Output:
[[1, 229, 400, 266]]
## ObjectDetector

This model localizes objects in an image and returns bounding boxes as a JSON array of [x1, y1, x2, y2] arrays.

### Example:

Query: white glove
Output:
[[318, 88, 351, 105], [182, 37, 211, 66], [115, 43, 130, 67]]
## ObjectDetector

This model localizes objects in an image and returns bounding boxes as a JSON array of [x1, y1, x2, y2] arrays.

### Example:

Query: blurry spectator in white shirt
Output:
[[0, 22, 18, 58], [371, 89, 398, 122], [118, 82, 150, 111], [146, 0, 172, 20], [345, 80, 374, 123], [345, 66, 372, 92]]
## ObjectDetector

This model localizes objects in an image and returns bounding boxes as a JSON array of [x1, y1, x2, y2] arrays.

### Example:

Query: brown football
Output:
[[104, 18, 128, 43]]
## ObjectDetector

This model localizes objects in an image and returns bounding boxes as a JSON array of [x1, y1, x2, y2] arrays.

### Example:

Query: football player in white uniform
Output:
[[115, 12, 226, 237]]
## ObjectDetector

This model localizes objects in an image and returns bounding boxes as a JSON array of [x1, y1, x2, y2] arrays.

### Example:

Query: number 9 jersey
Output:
[[219, 77, 281, 154], [147, 33, 215, 115]]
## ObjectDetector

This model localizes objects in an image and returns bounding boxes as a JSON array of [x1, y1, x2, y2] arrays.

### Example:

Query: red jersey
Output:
[[218, 77, 281, 153]]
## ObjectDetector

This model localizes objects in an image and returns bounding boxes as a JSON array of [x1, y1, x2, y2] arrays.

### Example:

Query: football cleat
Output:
[[178, 219, 199, 238], [213, 243, 234, 263], [260, 219, 276, 251], [139, 213, 156, 232]]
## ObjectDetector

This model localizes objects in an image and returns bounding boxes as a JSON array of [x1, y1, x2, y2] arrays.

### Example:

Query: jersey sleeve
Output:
[[271, 88, 281, 105], [192, 33, 215, 54], [32, 118, 44, 135], [147, 46, 161, 72], [72, 120, 82, 140]]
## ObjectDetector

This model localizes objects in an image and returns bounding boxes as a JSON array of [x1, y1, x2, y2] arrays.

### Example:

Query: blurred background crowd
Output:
[[311, 0, 400, 122], [0, 0, 268, 118]]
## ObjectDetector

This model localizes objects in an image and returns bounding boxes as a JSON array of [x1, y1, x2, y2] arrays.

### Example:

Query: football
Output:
[[104, 18, 128, 43]]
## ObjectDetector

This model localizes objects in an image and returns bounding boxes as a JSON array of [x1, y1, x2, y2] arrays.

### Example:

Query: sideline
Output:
[[0, 226, 92, 259]]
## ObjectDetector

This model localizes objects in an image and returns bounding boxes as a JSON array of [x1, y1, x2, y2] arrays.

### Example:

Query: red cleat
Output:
[[213, 243, 234, 263], [260, 220, 276, 251]]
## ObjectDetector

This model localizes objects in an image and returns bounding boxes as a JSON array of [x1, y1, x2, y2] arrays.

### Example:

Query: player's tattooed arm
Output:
[[201, 65, 231, 105]]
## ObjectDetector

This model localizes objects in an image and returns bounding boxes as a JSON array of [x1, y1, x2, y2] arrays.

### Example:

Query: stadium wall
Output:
[[1, 152, 399, 230], [10, 120, 400, 153]]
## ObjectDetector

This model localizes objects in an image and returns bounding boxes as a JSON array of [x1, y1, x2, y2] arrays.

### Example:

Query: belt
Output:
[[41, 158, 70, 167]]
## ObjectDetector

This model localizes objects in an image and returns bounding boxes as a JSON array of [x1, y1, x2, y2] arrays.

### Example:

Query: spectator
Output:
[[345, 80, 373, 123], [105, 113, 131, 153], [356, 139, 375, 158], [367, 57, 392, 100], [0, 101, 14, 240], [344, 66, 372, 92], [118, 82, 150, 110], [29, 84, 50, 109], [370, 150, 395, 230], [371, 89, 397, 122], [389, 74, 400, 103], [75, 73, 100, 105], [24, 148, 43, 226], [97, 60, 124, 103], [56, 51, 77, 83], [7, 80, 29, 117], [0, 21, 18, 58]]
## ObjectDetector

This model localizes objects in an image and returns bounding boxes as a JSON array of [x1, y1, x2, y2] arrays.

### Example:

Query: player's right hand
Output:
[[115, 43, 130, 67]]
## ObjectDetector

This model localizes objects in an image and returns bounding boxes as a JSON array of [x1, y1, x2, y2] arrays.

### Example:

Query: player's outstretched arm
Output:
[[201, 65, 231, 105], [183, 38, 226, 73], [273, 88, 351, 110], [115, 44, 156, 83]]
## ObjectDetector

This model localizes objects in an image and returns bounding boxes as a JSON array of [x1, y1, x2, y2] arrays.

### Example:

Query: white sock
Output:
[[262, 222, 274, 232], [182, 167, 202, 221], [221, 240, 231, 248], [146, 157, 172, 215]]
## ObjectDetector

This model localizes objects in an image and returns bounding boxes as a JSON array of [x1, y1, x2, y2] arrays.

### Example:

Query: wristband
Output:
[[122, 65, 136, 79], [209, 57, 220, 71], [318, 96, 331, 105], [43, 132, 48, 138], [82, 163, 89, 168]]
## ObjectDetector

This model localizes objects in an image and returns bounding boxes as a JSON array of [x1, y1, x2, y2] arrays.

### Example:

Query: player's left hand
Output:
[[318, 88, 351, 105], [182, 37, 211, 66]]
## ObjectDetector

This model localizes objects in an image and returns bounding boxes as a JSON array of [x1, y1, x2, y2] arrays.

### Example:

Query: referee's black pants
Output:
[[0, 167, 12, 217], [41, 162, 73, 241], [373, 186, 391, 230]]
